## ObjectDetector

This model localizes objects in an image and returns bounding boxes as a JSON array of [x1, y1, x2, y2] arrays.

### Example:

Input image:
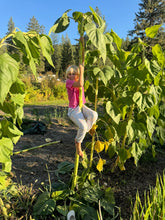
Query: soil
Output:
[[12, 105, 165, 220]]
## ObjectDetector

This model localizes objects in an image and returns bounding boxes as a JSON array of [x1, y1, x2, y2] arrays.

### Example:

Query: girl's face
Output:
[[68, 71, 79, 81]]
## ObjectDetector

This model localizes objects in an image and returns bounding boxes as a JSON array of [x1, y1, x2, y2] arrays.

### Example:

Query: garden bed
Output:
[[12, 105, 165, 219]]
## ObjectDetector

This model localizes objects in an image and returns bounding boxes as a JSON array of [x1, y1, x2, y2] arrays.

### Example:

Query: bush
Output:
[[22, 74, 67, 103], [53, 81, 67, 100]]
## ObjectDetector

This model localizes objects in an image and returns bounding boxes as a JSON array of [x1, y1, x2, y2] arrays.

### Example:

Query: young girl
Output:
[[66, 64, 98, 157]]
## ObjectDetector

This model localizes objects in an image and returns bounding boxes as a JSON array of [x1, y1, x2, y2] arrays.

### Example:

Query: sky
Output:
[[0, 0, 141, 44]]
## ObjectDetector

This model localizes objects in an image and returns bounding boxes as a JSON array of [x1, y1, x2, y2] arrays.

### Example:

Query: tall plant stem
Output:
[[13, 141, 60, 155], [121, 85, 139, 148], [71, 21, 85, 190], [71, 151, 79, 191], [89, 78, 98, 168]]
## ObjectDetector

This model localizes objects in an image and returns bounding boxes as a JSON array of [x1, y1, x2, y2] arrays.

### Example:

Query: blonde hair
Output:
[[66, 65, 79, 79]]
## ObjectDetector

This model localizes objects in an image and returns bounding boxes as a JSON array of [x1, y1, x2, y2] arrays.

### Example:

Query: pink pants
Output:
[[68, 105, 98, 143]]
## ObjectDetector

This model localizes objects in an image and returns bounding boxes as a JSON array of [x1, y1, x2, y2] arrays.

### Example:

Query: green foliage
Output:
[[49, 9, 71, 35], [0, 53, 19, 104], [0, 30, 54, 189], [23, 76, 67, 103], [50, 6, 165, 172], [33, 191, 56, 217], [32, 162, 115, 219], [131, 170, 165, 220], [85, 24, 165, 171]]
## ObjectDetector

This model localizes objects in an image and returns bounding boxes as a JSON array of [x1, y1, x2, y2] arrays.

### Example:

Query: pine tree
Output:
[[6, 17, 15, 35], [122, 36, 131, 51], [52, 44, 62, 78], [6, 17, 15, 53], [61, 34, 74, 73], [128, 0, 165, 49], [26, 16, 45, 34]]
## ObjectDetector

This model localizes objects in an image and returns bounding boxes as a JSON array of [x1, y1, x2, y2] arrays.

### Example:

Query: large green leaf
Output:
[[13, 31, 37, 76], [145, 25, 162, 38], [156, 124, 165, 144], [10, 78, 25, 94], [0, 101, 16, 119], [126, 119, 134, 142], [0, 138, 13, 172], [85, 22, 106, 63], [72, 11, 84, 22], [106, 101, 121, 124], [55, 161, 74, 177], [118, 148, 130, 164], [0, 120, 23, 144], [0, 53, 19, 104], [104, 32, 113, 44], [49, 9, 71, 35], [93, 67, 106, 85], [0, 173, 11, 190], [146, 116, 156, 139], [103, 65, 115, 81], [39, 35, 54, 67], [10, 79, 25, 125], [83, 185, 103, 203], [133, 92, 143, 109], [0, 93, 25, 125], [152, 44, 165, 66], [110, 29, 122, 50], [101, 187, 115, 215], [89, 6, 105, 32], [131, 142, 143, 166], [75, 203, 98, 220], [33, 191, 56, 217]]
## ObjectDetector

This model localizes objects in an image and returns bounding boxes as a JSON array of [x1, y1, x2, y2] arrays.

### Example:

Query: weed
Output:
[[131, 170, 165, 220], [0, 180, 38, 219]]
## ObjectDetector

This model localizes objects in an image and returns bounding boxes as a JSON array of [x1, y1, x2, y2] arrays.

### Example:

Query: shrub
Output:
[[53, 81, 67, 100]]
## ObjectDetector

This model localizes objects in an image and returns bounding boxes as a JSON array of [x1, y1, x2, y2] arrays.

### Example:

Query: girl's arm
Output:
[[72, 64, 84, 88]]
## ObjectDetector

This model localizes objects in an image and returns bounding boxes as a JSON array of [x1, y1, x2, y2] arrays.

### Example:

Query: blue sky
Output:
[[1, 0, 141, 44]]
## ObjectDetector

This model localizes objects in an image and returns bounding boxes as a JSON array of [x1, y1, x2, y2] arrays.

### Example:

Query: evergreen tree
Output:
[[26, 16, 45, 34], [49, 33, 62, 77], [128, 0, 165, 50], [6, 17, 15, 53], [52, 44, 62, 78], [6, 17, 15, 35], [121, 36, 131, 51], [61, 34, 74, 73], [73, 44, 80, 66]]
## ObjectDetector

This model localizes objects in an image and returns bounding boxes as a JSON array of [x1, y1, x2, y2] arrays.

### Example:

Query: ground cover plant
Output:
[[0, 6, 165, 220]]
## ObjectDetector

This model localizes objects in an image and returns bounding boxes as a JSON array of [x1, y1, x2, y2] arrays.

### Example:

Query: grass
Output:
[[24, 99, 68, 106]]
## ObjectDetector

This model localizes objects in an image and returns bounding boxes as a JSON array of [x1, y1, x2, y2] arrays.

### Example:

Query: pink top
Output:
[[66, 79, 86, 108]]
